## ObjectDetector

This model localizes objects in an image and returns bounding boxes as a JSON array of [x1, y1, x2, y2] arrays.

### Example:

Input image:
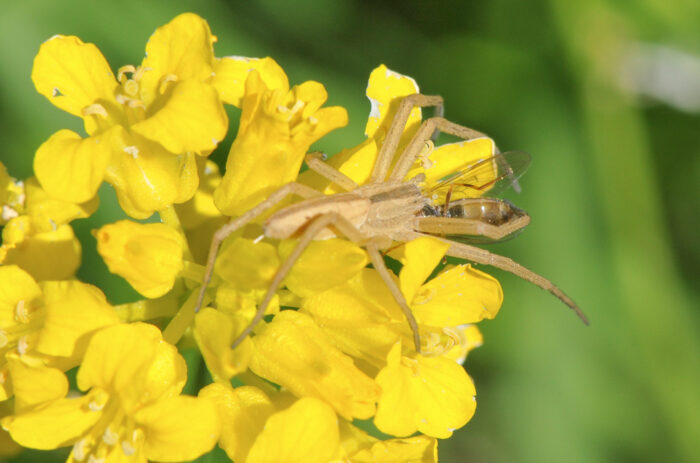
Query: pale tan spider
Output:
[[195, 94, 587, 353]]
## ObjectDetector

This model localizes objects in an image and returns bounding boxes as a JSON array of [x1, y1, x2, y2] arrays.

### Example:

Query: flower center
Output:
[[115, 65, 147, 123], [420, 327, 462, 357], [72, 390, 145, 462], [0, 299, 44, 357]]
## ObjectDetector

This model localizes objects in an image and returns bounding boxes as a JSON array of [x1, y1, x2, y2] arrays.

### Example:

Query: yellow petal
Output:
[[95, 220, 185, 298], [34, 129, 114, 203], [411, 264, 502, 327], [0, 262, 43, 312], [214, 285, 279, 319], [77, 323, 187, 412], [250, 311, 380, 420], [442, 324, 483, 364], [105, 130, 199, 219], [0, 162, 26, 226], [174, 159, 222, 230], [410, 138, 495, 185], [134, 395, 219, 462], [23, 177, 98, 225], [246, 397, 339, 463], [405, 138, 497, 202], [280, 238, 369, 298], [0, 265, 43, 399], [393, 237, 450, 303], [36, 280, 118, 361], [298, 138, 379, 194], [6, 353, 68, 410], [1, 394, 100, 449], [215, 237, 280, 291], [0, 366, 12, 401], [194, 308, 252, 382], [212, 56, 289, 106], [0, 219, 80, 281], [336, 420, 378, 458], [365, 64, 421, 140], [214, 71, 347, 215], [139, 13, 216, 107], [301, 268, 402, 367], [31, 35, 117, 118], [132, 80, 227, 154], [374, 343, 477, 438], [199, 383, 275, 463], [350, 435, 438, 463]]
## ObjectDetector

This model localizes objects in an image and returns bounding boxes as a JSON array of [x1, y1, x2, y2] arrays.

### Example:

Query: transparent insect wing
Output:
[[429, 151, 532, 199], [441, 227, 527, 245]]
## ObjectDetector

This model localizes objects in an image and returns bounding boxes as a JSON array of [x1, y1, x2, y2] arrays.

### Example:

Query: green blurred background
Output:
[[1, 1, 698, 462]]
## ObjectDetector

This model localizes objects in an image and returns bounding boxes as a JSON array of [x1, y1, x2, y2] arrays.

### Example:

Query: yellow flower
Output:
[[296, 237, 499, 438], [213, 68, 348, 216], [202, 382, 438, 463], [301, 268, 404, 369], [0, 265, 118, 401], [300, 64, 496, 199], [392, 237, 502, 328], [2, 323, 219, 462], [299, 64, 421, 194], [174, 159, 228, 263], [440, 324, 484, 365], [365, 64, 424, 142], [373, 342, 477, 439], [210, 56, 290, 108], [199, 383, 276, 463], [201, 383, 339, 463], [279, 238, 369, 298], [302, 237, 502, 368], [0, 166, 97, 281], [246, 396, 339, 463], [336, 420, 438, 463], [194, 237, 368, 385], [404, 137, 497, 204], [194, 307, 253, 382], [215, 236, 281, 291], [191, 271, 287, 381], [95, 220, 186, 298], [0, 216, 81, 281], [0, 162, 25, 226], [31, 13, 231, 218], [299, 63, 422, 193], [249, 310, 380, 420]]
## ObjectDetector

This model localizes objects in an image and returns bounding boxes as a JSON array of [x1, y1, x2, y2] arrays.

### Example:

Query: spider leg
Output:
[[230, 212, 423, 353], [194, 182, 321, 314], [304, 152, 359, 192], [389, 117, 496, 182], [365, 240, 422, 352], [403, 231, 589, 325], [370, 94, 444, 184]]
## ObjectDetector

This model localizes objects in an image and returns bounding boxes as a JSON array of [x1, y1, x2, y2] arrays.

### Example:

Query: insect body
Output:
[[195, 93, 587, 353], [418, 197, 530, 243]]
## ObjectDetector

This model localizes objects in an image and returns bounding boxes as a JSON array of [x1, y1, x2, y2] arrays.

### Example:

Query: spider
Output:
[[194, 94, 587, 353]]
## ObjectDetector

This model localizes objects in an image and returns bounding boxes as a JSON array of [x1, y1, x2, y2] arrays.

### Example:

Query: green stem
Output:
[[114, 293, 180, 322], [162, 290, 208, 345]]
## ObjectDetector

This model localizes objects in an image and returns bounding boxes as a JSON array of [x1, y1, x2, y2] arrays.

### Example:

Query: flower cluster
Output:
[[0, 13, 503, 463]]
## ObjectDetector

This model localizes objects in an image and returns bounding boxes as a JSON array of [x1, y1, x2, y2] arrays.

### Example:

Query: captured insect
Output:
[[195, 94, 588, 352]]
